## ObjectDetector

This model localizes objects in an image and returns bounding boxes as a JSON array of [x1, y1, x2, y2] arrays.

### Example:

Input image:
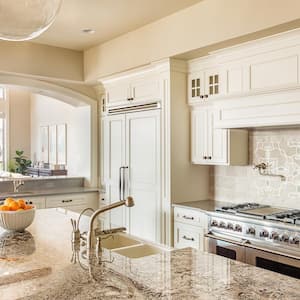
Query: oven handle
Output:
[[205, 233, 300, 260], [205, 232, 250, 247]]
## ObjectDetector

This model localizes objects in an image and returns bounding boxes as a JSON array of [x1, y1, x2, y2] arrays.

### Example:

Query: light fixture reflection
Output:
[[0, 0, 63, 41]]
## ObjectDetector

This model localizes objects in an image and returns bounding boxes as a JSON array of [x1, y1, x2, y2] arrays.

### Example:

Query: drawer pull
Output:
[[62, 199, 73, 203], [26, 201, 33, 205], [183, 235, 194, 241], [183, 215, 194, 220]]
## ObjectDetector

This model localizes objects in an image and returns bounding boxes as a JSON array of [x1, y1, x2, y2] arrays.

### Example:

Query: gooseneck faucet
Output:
[[87, 196, 135, 255], [12, 179, 24, 192]]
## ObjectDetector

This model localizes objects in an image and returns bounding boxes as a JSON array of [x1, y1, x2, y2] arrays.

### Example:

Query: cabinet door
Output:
[[103, 115, 127, 228], [125, 110, 161, 243], [130, 76, 160, 103], [188, 71, 204, 104], [174, 222, 205, 251], [208, 109, 228, 164], [204, 69, 226, 98], [191, 109, 207, 163], [106, 82, 130, 106]]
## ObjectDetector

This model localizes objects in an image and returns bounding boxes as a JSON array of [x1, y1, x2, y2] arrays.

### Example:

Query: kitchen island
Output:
[[0, 209, 299, 300]]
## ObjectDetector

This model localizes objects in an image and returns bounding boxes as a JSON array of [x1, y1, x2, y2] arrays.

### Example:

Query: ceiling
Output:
[[33, 0, 202, 51]]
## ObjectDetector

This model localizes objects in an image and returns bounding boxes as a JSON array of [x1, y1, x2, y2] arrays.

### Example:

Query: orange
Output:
[[8, 201, 20, 211], [17, 208, 24, 211], [0, 205, 10, 211], [4, 198, 15, 206], [24, 205, 33, 210], [17, 199, 26, 209]]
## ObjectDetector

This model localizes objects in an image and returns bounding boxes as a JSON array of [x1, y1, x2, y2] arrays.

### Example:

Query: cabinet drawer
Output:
[[174, 207, 207, 227], [25, 197, 46, 209], [46, 195, 87, 208], [174, 222, 205, 251]]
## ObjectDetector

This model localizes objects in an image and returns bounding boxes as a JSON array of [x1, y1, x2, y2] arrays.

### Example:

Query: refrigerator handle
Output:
[[123, 166, 129, 200], [119, 166, 123, 201]]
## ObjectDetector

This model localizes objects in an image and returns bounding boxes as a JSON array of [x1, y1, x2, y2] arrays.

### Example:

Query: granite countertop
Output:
[[173, 199, 234, 213], [0, 187, 99, 199], [0, 209, 299, 300]]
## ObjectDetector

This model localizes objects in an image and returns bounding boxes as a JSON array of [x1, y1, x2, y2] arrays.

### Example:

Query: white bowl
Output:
[[0, 207, 35, 232]]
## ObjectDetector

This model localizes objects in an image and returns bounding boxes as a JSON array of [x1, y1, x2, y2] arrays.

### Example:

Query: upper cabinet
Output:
[[191, 106, 248, 166], [188, 29, 300, 129], [188, 63, 226, 104], [103, 72, 161, 109]]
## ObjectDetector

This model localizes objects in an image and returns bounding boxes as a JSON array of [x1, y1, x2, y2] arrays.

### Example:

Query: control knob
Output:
[[270, 231, 279, 240], [227, 223, 234, 230], [289, 236, 300, 245], [280, 233, 289, 243], [246, 227, 255, 235], [234, 224, 242, 232], [219, 221, 226, 228], [210, 220, 218, 227], [259, 229, 269, 238]]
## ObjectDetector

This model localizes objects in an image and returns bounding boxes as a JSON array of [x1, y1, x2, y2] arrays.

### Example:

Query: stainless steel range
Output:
[[206, 203, 300, 279]]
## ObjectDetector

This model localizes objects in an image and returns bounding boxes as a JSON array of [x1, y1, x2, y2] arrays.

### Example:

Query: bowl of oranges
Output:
[[0, 198, 35, 232]]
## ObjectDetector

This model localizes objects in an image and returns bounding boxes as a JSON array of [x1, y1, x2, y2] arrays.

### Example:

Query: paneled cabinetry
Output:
[[191, 106, 248, 165], [24, 192, 98, 213], [100, 60, 209, 246], [174, 206, 208, 251], [102, 110, 161, 242], [104, 74, 160, 108], [188, 30, 300, 129]]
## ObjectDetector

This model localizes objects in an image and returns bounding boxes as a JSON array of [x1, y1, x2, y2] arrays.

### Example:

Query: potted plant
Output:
[[13, 150, 32, 175]]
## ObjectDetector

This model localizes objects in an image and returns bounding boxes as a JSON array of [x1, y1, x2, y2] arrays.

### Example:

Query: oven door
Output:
[[205, 232, 246, 262], [246, 247, 300, 279]]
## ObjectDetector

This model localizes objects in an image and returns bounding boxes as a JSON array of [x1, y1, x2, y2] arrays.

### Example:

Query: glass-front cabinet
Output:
[[188, 68, 225, 104]]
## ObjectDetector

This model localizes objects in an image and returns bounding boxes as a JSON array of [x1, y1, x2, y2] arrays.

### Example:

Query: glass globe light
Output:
[[0, 0, 63, 41]]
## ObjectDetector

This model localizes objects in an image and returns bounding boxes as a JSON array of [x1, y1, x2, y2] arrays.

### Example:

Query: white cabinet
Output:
[[104, 75, 160, 108], [45, 193, 98, 213], [188, 68, 226, 104], [102, 109, 161, 243], [174, 206, 208, 251], [191, 106, 248, 165], [25, 197, 46, 209]]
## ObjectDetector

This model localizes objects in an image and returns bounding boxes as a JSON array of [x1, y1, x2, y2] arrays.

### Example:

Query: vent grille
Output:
[[107, 102, 160, 115]]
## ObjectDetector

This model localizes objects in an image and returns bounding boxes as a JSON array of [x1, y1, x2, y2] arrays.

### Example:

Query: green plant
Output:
[[13, 150, 31, 175]]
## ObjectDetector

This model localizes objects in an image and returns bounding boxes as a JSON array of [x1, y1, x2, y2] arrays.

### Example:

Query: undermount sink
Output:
[[112, 244, 167, 259], [101, 233, 141, 250]]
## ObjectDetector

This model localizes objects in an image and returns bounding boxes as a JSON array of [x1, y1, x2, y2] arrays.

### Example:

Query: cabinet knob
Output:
[[204, 95, 208, 98], [203, 156, 207, 160], [200, 95, 204, 99], [208, 156, 212, 160]]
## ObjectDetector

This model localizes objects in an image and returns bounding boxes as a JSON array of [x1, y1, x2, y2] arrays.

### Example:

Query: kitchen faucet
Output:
[[12, 179, 24, 193], [71, 196, 134, 261]]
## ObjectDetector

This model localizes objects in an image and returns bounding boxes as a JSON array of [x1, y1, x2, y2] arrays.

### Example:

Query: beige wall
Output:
[[84, 0, 300, 81], [0, 41, 83, 82], [8, 88, 31, 161], [30, 94, 91, 180]]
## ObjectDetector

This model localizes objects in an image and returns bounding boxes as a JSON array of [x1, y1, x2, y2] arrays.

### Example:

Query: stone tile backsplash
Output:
[[211, 128, 300, 209]]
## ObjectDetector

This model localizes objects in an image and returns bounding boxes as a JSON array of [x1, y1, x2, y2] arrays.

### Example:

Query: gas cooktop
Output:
[[216, 203, 300, 225]]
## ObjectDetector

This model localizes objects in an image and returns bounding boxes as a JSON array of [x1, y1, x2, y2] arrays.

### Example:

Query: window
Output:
[[0, 87, 6, 171]]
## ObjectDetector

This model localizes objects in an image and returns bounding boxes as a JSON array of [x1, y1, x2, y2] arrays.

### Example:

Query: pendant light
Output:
[[0, 0, 62, 41]]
